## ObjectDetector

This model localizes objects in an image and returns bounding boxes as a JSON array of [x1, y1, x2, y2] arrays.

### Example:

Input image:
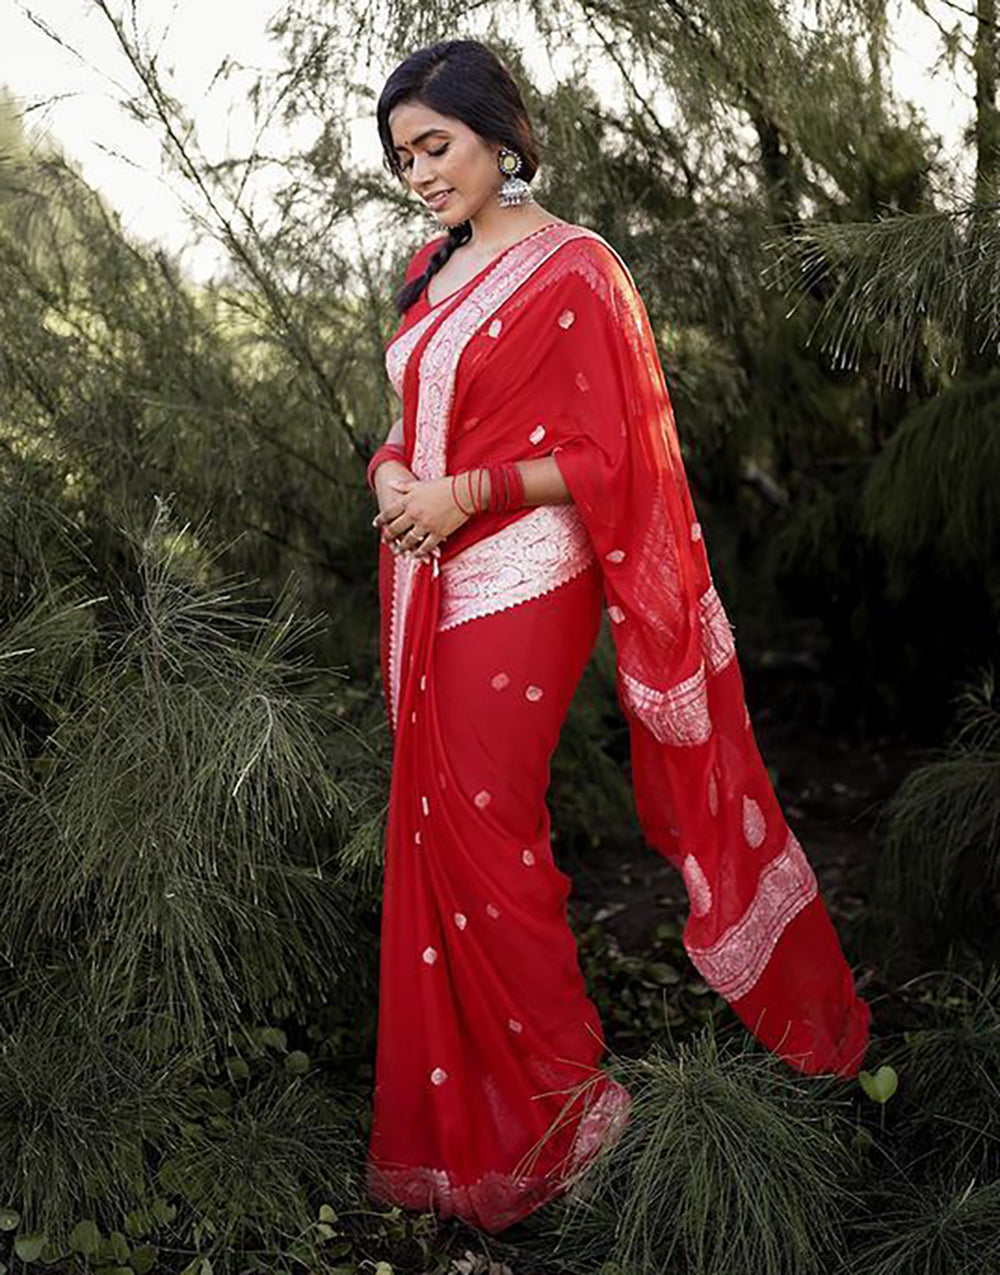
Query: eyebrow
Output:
[[392, 128, 450, 154]]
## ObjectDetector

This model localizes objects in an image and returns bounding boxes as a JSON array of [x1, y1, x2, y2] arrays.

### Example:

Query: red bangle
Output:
[[484, 462, 524, 513], [489, 464, 502, 513], [452, 464, 525, 515], [506, 461, 524, 509], [450, 472, 474, 517], [367, 443, 408, 491]]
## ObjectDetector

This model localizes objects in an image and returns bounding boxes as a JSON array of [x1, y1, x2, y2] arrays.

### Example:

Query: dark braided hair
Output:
[[377, 40, 541, 316]]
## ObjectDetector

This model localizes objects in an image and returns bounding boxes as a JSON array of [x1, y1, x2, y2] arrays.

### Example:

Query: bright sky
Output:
[[0, 0, 973, 282]]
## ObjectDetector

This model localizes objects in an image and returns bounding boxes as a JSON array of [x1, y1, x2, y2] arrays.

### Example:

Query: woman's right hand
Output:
[[373, 460, 424, 554]]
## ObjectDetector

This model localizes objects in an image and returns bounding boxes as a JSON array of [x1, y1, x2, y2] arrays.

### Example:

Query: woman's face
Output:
[[388, 100, 501, 226]]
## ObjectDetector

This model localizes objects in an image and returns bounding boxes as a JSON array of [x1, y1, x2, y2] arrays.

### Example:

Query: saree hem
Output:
[[365, 1077, 632, 1234]]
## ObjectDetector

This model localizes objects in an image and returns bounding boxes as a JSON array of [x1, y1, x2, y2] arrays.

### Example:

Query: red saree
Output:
[[366, 221, 871, 1234]]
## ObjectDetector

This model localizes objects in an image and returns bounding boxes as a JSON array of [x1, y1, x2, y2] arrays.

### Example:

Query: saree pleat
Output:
[[367, 221, 871, 1234], [369, 540, 631, 1232]]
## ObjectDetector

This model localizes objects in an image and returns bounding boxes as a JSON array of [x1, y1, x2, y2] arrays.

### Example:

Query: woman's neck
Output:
[[463, 201, 560, 259]]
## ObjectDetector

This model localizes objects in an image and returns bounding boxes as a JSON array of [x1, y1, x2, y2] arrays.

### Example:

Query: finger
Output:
[[386, 513, 416, 539], [398, 527, 429, 558], [412, 532, 444, 561]]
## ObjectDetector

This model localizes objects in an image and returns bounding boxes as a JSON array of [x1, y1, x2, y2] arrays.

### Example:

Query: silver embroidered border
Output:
[[438, 505, 595, 632], [388, 553, 418, 733], [365, 1077, 631, 1228], [616, 586, 738, 746], [386, 304, 449, 398], [684, 829, 818, 1001], [699, 583, 737, 675], [410, 224, 604, 483], [619, 660, 712, 746]]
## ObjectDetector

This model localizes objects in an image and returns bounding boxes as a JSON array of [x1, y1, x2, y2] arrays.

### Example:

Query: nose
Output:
[[409, 155, 437, 188]]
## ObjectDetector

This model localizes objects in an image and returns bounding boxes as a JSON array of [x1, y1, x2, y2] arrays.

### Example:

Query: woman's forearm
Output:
[[454, 458, 572, 512], [515, 456, 572, 506], [386, 414, 404, 447]]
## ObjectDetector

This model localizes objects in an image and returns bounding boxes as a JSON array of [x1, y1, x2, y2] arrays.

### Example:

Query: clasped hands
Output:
[[372, 469, 470, 562]]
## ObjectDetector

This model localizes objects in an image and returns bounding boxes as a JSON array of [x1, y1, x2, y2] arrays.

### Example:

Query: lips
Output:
[[425, 189, 453, 208]]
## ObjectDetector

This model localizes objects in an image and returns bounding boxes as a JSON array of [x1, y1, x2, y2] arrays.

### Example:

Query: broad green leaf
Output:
[[14, 1233, 47, 1263], [859, 1065, 898, 1104], [645, 962, 681, 985], [150, 1200, 176, 1226], [129, 1245, 157, 1275], [39, 1242, 70, 1267], [69, 1220, 101, 1256], [125, 1211, 151, 1240], [284, 1049, 310, 1074], [259, 1027, 287, 1051]]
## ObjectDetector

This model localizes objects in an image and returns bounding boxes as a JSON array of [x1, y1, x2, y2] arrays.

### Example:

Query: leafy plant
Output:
[[545, 1028, 856, 1275]]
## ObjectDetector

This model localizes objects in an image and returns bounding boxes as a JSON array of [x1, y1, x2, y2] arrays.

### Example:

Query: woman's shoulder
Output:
[[546, 224, 634, 302]]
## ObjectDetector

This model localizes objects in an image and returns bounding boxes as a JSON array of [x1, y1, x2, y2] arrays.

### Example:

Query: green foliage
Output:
[[549, 629, 635, 853], [848, 1175, 1000, 1275], [0, 500, 358, 1050], [765, 206, 970, 389], [546, 1030, 855, 1275], [878, 971, 1000, 1183], [863, 370, 1000, 578], [858, 1064, 898, 1105], [871, 674, 1000, 956], [0, 494, 377, 1264], [156, 1071, 358, 1249], [573, 914, 721, 1052], [0, 986, 183, 1244]]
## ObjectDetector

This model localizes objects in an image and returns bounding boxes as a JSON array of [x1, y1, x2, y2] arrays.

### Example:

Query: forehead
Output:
[[388, 101, 459, 149]]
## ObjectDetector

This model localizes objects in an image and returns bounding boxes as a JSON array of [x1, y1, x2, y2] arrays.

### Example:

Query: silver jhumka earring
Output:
[[497, 147, 534, 207]]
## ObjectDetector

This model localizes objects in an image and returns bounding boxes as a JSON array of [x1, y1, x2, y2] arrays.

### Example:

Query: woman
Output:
[[365, 39, 871, 1235]]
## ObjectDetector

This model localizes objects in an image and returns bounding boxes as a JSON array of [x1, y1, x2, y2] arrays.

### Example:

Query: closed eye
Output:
[[402, 145, 448, 171]]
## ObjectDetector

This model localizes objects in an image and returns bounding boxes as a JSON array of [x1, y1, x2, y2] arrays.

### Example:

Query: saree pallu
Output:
[[366, 221, 871, 1234]]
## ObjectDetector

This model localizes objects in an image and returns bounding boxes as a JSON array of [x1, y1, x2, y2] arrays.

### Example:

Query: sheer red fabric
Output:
[[366, 221, 871, 1234]]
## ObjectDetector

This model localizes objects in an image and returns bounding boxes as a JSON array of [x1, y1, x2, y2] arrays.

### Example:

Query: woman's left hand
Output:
[[374, 476, 470, 560]]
